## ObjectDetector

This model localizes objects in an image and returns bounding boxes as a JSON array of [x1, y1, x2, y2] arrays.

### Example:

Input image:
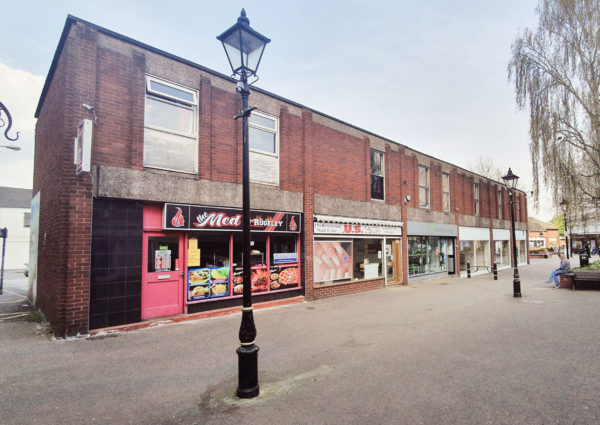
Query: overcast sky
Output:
[[0, 0, 556, 220]]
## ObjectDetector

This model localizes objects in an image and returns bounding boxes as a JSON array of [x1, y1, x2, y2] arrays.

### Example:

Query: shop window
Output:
[[144, 75, 198, 173], [194, 234, 230, 268], [249, 111, 279, 186], [419, 165, 430, 208], [460, 240, 490, 272], [494, 240, 510, 267], [442, 173, 450, 212], [474, 183, 480, 216], [370, 149, 384, 200], [353, 239, 383, 280], [408, 236, 450, 276]]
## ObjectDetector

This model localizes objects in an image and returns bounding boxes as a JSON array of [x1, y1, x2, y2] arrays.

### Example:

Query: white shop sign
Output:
[[459, 226, 490, 241], [314, 221, 402, 236], [492, 229, 510, 240]]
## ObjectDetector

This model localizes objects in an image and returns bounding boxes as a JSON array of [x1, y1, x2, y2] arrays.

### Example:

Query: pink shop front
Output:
[[141, 203, 303, 320]]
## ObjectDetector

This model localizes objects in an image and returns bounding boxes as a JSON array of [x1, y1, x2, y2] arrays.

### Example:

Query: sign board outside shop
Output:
[[74, 119, 93, 175], [313, 221, 402, 236], [163, 203, 301, 233]]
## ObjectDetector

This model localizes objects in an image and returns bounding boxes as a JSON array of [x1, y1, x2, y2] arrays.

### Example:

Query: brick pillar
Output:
[[302, 110, 315, 300]]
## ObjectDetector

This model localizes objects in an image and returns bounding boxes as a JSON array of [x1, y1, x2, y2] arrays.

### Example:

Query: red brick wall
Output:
[[35, 19, 531, 334]]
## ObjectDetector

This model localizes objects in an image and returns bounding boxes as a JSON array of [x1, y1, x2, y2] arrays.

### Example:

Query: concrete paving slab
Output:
[[1, 257, 599, 424]]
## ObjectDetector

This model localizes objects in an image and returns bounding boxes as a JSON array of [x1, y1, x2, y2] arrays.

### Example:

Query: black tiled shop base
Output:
[[89, 199, 143, 330]]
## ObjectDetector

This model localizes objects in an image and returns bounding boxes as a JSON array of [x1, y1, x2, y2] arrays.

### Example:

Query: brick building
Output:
[[33, 16, 528, 337]]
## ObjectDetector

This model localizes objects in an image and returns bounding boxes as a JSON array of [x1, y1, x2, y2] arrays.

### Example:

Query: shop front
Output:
[[492, 229, 511, 270], [313, 215, 403, 286], [142, 203, 302, 320], [459, 226, 491, 276], [406, 221, 457, 281]]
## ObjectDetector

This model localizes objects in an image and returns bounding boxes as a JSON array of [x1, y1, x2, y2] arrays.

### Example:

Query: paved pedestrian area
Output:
[[1, 257, 599, 425]]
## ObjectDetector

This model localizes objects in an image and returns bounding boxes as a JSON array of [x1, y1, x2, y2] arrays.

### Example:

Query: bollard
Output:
[[467, 262, 471, 278], [493, 263, 498, 280]]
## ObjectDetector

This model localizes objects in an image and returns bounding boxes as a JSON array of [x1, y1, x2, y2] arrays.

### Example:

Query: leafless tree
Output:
[[469, 156, 504, 181], [508, 0, 600, 214]]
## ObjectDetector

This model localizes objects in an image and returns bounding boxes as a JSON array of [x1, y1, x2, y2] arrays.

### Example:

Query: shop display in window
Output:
[[314, 240, 353, 282], [154, 247, 171, 272], [187, 266, 230, 301], [269, 264, 299, 290]]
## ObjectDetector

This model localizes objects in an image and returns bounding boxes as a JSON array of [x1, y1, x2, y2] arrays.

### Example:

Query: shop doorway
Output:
[[386, 238, 403, 284], [447, 239, 456, 274], [142, 233, 184, 320]]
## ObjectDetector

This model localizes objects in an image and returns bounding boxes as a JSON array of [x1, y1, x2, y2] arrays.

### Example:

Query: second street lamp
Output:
[[502, 168, 522, 298], [217, 9, 270, 400], [559, 198, 570, 259]]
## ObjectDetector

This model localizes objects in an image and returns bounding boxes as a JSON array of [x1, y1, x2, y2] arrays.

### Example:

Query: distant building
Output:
[[0, 187, 32, 269], [527, 217, 559, 250]]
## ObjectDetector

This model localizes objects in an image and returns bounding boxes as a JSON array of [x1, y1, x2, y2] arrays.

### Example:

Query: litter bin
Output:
[[579, 253, 589, 267]]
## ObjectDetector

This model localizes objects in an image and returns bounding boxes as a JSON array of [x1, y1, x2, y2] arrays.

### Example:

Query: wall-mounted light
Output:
[[404, 195, 411, 204]]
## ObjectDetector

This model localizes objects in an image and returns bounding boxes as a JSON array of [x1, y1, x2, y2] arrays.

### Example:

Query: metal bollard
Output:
[[467, 262, 471, 278], [493, 263, 498, 280]]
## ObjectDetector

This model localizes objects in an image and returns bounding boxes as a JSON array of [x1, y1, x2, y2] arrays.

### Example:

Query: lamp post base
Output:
[[513, 268, 521, 298], [236, 344, 260, 398]]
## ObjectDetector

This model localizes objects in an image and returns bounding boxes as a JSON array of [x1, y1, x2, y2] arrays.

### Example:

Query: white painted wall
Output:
[[0, 207, 30, 270]]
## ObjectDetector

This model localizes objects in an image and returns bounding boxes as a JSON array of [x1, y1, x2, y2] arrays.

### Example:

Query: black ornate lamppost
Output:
[[217, 9, 270, 399], [0, 100, 20, 150], [559, 198, 570, 259], [502, 168, 521, 298]]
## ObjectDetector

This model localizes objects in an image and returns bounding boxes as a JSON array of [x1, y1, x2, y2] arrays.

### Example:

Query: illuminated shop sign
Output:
[[163, 203, 301, 233]]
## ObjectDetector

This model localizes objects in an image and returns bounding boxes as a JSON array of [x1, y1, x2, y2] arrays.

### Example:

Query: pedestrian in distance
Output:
[[545, 253, 570, 288]]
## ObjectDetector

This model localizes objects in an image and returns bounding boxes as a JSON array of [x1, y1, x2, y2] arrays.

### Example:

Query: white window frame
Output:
[[474, 183, 480, 216], [144, 75, 199, 173], [497, 189, 503, 219], [145, 76, 198, 138], [249, 111, 279, 158], [442, 172, 450, 212], [419, 165, 430, 209]]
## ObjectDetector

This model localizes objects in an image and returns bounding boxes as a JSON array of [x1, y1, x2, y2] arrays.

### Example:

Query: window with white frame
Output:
[[370, 149, 384, 200], [144, 76, 198, 173], [515, 195, 520, 221], [23, 212, 30, 228], [474, 183, 480, 215], [419, 165, 430, 208], [497, 189, 503, 219], [249, 111, 279, 185], [442, 172, 450, 212]]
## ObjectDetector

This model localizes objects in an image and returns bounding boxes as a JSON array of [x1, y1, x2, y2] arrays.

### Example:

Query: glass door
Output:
[[386, 238, 402, 284]]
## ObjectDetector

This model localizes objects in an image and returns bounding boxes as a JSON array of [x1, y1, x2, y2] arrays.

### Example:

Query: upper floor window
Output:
[[370, 149, 384, 200], [23, 212, 30, 228], [515, 195, 521, 221], [497, 189, 503, 219], [474, 183, 480, 216], [418, 165, 430, 208], [442, 172, 450, 212], [249, 111, 279, 185], [144, 76, 198, 173]]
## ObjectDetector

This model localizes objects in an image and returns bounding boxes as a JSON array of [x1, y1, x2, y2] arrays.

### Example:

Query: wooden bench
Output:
[[573, 271, 600, 290]]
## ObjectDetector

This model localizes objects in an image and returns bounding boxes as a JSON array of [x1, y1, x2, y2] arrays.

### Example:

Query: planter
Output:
[[558, 273, 574, 289]]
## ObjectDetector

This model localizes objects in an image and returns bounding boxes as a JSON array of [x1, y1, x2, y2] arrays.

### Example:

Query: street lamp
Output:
[[0, 145, 21, 151], [217, 9, 270, 400], [559, 198, 570, 259], [502, 168, 522, 298]]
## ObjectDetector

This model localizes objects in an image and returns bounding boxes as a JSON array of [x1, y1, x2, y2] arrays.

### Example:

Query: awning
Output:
[[314, 214, 403, 227], [314, 214, 403, 236]]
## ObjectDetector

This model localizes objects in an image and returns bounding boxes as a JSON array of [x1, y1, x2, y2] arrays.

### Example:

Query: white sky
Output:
[[0, 0, 557, 220]]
